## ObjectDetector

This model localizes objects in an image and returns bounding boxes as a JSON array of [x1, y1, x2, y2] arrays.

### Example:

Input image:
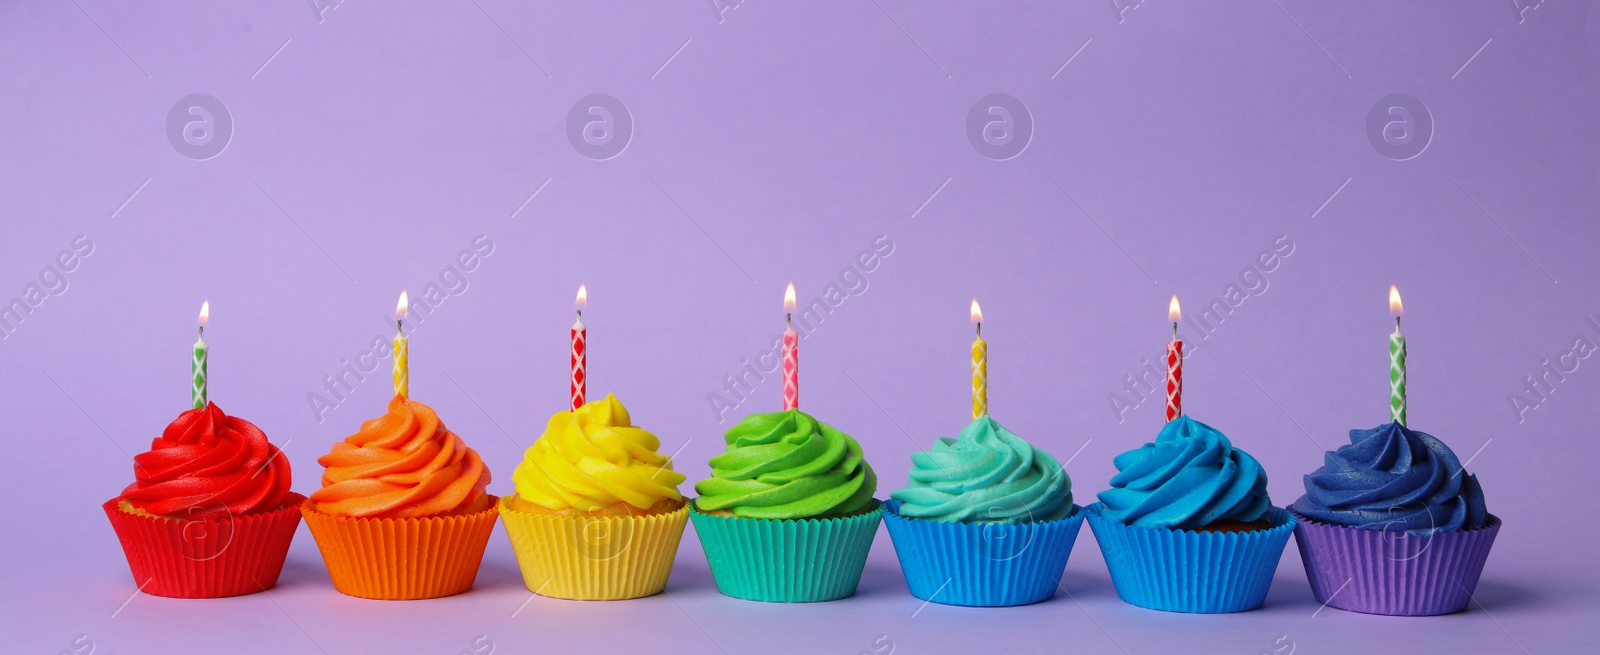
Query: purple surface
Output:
[[2, 1, 1596, 653]]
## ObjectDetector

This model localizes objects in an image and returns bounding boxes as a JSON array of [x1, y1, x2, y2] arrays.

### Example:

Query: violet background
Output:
[[3, 1, 1597, 653]]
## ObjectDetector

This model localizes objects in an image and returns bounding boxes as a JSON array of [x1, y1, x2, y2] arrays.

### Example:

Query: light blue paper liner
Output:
[[1085, 502, 1295, 613], [883, 500, 1085, 607], [688, 499, 882, 603]]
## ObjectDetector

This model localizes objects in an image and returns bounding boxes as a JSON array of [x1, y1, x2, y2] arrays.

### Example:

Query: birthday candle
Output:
[[1389, 286, 1406, 426], [192, 301, 209, 409], [971, 299, 987, 420], [783, 282, 798, 411], [1166, 295, 1182, 423], [571, 285, 587, 411], [394, 291, 409, 398]]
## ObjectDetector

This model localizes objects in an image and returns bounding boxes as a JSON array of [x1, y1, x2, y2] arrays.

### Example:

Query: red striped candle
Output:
[[783, 282, 798, 411], [1166, 295, 1182, 423], [571, 285, 587, 411]]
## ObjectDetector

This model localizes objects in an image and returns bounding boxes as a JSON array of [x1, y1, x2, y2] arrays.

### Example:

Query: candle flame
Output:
[[1389, 285, 1403, 316], [783, 282, 796, 312], [970, 299, 983, 324], [1168, 295, 1181, 323], [396, 290, 409, 320], [575, 284, 588, 308], [198, 300, 210, 326]]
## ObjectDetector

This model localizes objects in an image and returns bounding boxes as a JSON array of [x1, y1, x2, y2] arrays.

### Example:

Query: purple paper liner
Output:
[[1292, 511, 1501, 616], [1086, 503, 1295, 613], [882, 500, 1085, 607]]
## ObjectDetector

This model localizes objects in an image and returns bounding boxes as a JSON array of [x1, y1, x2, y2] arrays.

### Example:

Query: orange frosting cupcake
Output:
[[308, 395, 490, 518]]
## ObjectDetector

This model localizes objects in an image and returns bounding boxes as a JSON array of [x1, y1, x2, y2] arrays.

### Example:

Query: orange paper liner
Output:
[[300, 495, 500, 600], [498, 496, 690, 601], [103, 493, 306, 599]]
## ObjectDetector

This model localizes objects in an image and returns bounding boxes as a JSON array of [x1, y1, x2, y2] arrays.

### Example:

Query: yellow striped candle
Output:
[[971, 299, 987, 420], [394, 291, 409, 398]]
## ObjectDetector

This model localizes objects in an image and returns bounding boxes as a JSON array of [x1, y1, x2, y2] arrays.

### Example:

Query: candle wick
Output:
[[976, 322, 982, 338], [1172, 322, 1177, 340], [198, 326, 204, 338], [396, 319, 402, 333], [786, 312, 792, 329], [576, 309, 582, 320]]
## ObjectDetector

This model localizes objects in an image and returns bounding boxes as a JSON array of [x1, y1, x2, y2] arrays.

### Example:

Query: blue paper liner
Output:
[[1085, 503, 1296, 613], [1293, 511, 1501, 616], [882, 500, 1085, 607], [688, 499, 883, 603]]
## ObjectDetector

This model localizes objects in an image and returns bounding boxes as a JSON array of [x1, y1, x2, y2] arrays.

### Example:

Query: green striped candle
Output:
[[193, 301, 208, 409], [1388, 286, 1405, 426]]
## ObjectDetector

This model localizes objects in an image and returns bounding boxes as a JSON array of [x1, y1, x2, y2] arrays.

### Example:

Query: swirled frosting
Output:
[[1291, 422, 1487, 535], [694, 410, 877, 520], [308, 395, 490, 518], [121, 402, 292, 518], [890, 418, 1073, 523], [1096, 416, 1271, 530], [512, 394, 685, 511]]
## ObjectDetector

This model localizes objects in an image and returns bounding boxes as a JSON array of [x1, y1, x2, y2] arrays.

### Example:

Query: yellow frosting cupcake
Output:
[[498, 394, 690, 601]]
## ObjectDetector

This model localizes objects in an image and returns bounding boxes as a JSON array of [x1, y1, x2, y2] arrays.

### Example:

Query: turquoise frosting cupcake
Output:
[[883, 417, 1085, 607], [1086, 416, 1295, 613]]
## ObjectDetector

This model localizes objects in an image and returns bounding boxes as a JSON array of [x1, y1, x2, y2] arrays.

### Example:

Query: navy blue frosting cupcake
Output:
[[1290, 421, 1486, 535]]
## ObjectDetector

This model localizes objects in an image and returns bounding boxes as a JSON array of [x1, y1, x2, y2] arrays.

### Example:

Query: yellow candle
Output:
[[394, 290, 409, 398], [971, 299, 987, 420]]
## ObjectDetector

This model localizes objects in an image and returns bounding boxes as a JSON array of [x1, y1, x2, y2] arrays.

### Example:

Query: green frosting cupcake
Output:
[[695, 410, 877, 520]]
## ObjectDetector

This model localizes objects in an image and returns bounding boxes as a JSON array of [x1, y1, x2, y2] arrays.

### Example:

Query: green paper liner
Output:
[[688, 499, 883, 603], [498, 496, 690, 601], [300, 495, 499, 600], [103, 493, 306, 599]]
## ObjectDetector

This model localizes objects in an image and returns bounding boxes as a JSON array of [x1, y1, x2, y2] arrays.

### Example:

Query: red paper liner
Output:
[[300, 496, 499, 600], [103, 493, 306, 599]]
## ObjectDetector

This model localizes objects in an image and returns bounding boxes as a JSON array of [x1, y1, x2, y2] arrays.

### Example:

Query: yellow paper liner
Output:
[[498, 496, 689, 601], [300, 495, 500, 600]]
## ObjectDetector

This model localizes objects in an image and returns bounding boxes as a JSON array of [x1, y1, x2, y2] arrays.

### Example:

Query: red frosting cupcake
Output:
[[104, 402, 305, 598]]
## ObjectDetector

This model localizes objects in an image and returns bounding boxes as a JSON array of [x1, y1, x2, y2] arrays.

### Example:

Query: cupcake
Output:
[[103, 402, 303, 598], [499, 394, 689, 600], [1086, 416, 1296, 613], [883, 417, 1085, 607], [301, 395, 497, 600], [689, 409, 881, 602], [1290, 421, 1498, 616]]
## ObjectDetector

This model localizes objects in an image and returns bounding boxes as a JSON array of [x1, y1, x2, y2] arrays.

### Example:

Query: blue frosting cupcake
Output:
[[1087, 416, 1295, 613], [883, 417, 1085, 607], [1290, 421, 1500, 616]]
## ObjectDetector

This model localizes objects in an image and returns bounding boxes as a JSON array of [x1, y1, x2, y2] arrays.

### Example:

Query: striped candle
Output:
[[571, 285, 587, 411], [1166, 295, 1182, 423], [192, 301, 208, 409], [782, 283, 798, 411], [394, 291, 409, 398], [971, 299, 987, 420], [1389, 286, 1406, 426]]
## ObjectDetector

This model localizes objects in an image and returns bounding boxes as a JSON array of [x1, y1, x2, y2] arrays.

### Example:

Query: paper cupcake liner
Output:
[[688, 499, 883, 603], [103, 493, 306, 599], [498, 496, 689, 601], [1085, 503, 1296, 613], [882, 500, 1085, 607], [300, 495, 499, 600], [1292, 511, 1501, 616]]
